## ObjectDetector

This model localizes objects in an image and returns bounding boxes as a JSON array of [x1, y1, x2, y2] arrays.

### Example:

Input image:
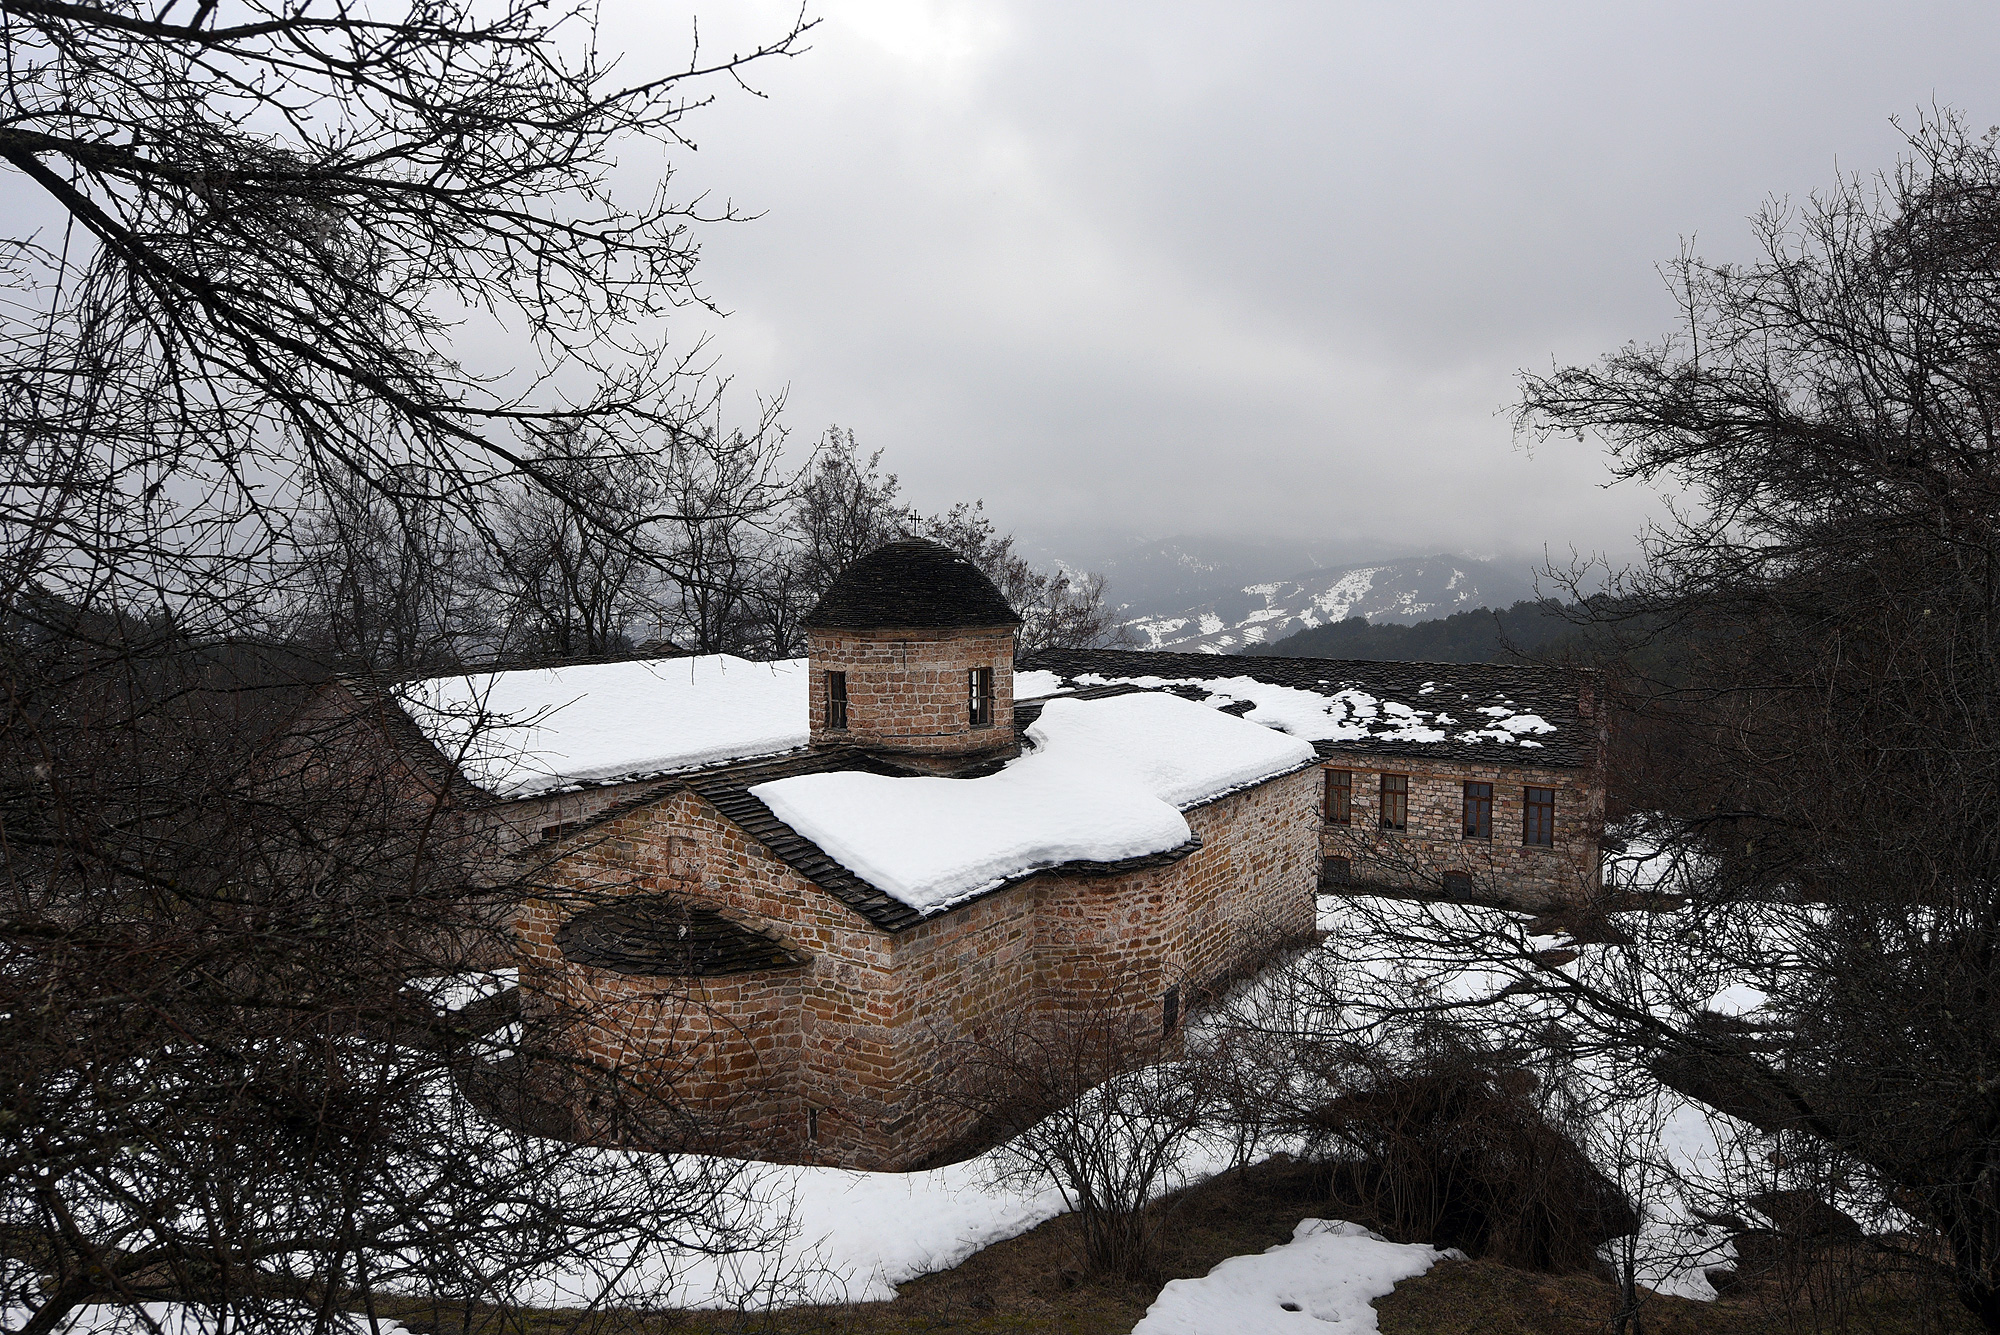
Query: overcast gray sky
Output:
[[600, 0, 2000, 571]]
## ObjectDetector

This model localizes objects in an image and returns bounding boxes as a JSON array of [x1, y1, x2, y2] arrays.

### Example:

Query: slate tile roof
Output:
[[802, 538, 1022, 631], [556, 898, 809, 976], [522, 733, 1209, 935], [1020, 648, 1602, 770]]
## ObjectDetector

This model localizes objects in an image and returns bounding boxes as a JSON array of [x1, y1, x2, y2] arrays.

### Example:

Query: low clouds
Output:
[[628, 0, 2000, 570]]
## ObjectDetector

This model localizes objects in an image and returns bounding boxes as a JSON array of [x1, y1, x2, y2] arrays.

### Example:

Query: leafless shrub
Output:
[[942, 1006, 1219, 1282]]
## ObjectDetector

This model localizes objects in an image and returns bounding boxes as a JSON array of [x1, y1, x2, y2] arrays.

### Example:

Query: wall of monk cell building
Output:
[[514, 763, 1323, 1171], [1318, 754, 1605, 909]]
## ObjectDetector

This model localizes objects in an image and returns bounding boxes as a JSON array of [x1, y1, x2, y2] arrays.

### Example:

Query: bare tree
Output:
[[288, 458, 495, 673], [909, 502, 1133, 659], [0, 1, 815, 1328], [1497, 109, 2000, 1327], [944, 1006, 1219, 1282], [0, 615, 785, 1335], [1, 0, 811, 624], [486, 423, 669, 661], [654, 411, 796, 656]]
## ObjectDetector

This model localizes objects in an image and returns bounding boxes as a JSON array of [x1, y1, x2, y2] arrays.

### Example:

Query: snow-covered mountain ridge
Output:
[[1125, 554, 1536, 655]]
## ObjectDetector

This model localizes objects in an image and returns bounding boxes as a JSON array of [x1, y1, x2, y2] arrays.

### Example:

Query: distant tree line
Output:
[[1247, 599, 1582, 664], [1248, 596, 1688, 684], [286, 423, 1126, 676]]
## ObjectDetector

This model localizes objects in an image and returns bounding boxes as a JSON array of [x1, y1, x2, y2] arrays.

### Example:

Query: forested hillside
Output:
[[1247, 599, 1579, 663]]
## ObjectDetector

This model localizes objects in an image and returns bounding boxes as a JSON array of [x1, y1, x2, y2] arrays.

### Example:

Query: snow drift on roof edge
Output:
[[398, 655, 809, 799], [750, 693, 1314, 914]]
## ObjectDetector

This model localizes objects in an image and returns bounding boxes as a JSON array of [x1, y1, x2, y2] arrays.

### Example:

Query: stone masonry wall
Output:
[[806, 626, 1016, 760], [1319, 754, 1605, 909], [521, 764, 1323, 1170]]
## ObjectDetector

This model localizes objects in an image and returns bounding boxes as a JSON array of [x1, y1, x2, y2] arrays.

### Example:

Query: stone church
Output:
[[341, 538, 1605, 1169]]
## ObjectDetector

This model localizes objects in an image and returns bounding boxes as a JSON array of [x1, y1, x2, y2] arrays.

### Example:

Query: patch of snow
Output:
[[0, 1301, 416, 1335], [400, 656, 808, 799], [1132, 1218, 1446, 1335], [751, 694, 1313, 913], [1309, 568, 1381, 622], [1704, 984, 1768, 1017], [1012, 669, 1065, 699], [1197, 613, 1224, 635], [406, 967, 517, 1012]]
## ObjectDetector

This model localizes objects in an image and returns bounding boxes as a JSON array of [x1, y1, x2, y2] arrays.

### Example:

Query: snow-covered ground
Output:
[[20, 886, 1779, 1333], [1132, 1219, 1456, 1335], [0, 1295, 413, 1335]]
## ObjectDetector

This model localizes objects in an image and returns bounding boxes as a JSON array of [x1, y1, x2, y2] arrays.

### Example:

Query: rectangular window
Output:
[[1162, 984, 1181, 1036], [824, 671, 847, 730], [1325, 768, 1352, 825], [1524, 786, 1556, 847], [1463, 781, 1493, 840], [1321, 855, 1351, 886], [1441, 870, 1473, 896], [1379, 774, 1408, 831], [968, 666, 994, 727]]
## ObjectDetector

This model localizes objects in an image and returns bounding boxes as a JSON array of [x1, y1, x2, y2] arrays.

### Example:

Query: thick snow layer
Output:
[[752, 693, 1313, 912], [1132, 1219, 1448, 1335], [399, 656, 808, 798], [1012, 668, 1064, 699], [1066, 671, 1557, 749]]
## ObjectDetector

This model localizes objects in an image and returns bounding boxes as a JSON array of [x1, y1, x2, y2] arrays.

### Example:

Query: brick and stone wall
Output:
[[806, 626, 1016, 761], [519, 763, 1322, 1170], [1319, 754, 1605, 908]]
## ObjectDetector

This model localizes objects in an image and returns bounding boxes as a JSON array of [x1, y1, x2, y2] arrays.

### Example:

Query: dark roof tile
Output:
[[1020, 648, 1601, 770], [803, 538, 1021, 631]]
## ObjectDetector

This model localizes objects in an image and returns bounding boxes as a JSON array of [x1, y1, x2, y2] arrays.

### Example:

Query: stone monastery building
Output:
[[376, 539, 1606, 1169]]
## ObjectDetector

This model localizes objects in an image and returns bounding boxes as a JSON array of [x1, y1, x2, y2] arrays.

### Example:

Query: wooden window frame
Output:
[[1523, 786, 1556, 847], [1325, 768, 1353, 825], [1379, 773, 1409, 832], [824, 670, 847, 731], [968, 666, 994, 728], [1462, 781, 1493, 840]]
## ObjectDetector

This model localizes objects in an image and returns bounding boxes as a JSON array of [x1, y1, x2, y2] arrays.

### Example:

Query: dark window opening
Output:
[[1380, 774, 1409, 831], [807, 1107, 820, 1142], [1162, 984, 1181, 1035], [1321, 855, 1351, 887], [1524, 786, 1556, 847], [1463, 781, 1493, 840], [1325, 768, 1352, 825], [825, 671, 847, 730], [969, 666, 994, 727], [1442, 870, 1473, 896]]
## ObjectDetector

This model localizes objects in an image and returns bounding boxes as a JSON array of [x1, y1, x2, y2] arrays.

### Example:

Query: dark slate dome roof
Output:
[[804, 538, 1022, 631]]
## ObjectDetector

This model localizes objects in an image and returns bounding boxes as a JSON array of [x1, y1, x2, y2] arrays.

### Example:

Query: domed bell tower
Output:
[[803, 538, 1020, 770]]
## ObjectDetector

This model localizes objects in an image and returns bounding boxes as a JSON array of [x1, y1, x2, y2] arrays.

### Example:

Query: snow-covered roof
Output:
[[1021, 649, 1597, 769], [749, 692, 1316, 914], [397, 654, 809, 799]]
